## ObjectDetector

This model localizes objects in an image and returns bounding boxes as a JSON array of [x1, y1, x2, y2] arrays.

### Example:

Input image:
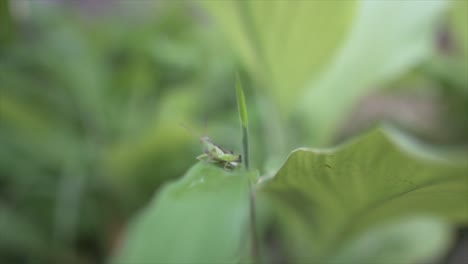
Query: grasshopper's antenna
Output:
[[203, 117, 208, 136], [179, 123, 200, 139]]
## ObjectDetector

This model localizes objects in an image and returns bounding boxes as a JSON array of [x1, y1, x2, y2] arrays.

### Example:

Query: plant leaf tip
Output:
[[236, 75, 248, 128]]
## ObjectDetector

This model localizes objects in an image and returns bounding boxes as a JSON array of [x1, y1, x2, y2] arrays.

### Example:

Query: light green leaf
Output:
[[260, 127, 468, 262], [450, 0, 468, 57], [298, 1, 449, 145], [330, 217, 452, 264], [447, 0, 468, 92], [113, 163, 251, 264], [200, 0, 356, 112], [236, 75, 249, 129], [105, 88, 199, 184]]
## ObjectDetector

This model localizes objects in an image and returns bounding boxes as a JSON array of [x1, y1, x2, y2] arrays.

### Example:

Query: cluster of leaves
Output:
[[115, 1, 468, 264], [116, 128, 468, 263]]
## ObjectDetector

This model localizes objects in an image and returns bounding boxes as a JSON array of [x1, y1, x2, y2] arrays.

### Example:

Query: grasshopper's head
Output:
[[199, 136, 213, 150], [199, 136, 211, 144], [200, 136, 217, 154]]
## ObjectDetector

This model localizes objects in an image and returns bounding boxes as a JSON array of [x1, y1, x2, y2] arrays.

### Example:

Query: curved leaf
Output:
[[200, 0, 356, 111], [299, 1, 449, 145], [113, 163, 250, 264], [260, 128, 468, 262], [330, 217, 452, 264]]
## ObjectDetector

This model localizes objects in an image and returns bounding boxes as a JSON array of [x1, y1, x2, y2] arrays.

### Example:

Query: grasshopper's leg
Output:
[[223, 161, 234, 170], [198, 154, 218, 165], [197, 153, 209, 161]]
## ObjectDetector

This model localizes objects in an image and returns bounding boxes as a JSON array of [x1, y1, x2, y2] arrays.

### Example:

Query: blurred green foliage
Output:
[[0, 1, 240, 262]]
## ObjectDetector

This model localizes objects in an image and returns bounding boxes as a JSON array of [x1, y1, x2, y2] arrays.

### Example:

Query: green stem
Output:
[[242, 126, 249, 170], [235, 75, 260, 262], [236, 75, 250, 170], [249, 182, 260, 264]]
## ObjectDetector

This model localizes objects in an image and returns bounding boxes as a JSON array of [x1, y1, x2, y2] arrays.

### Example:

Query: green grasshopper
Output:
[[181, 124, 242, 170], [197, 136, 242, 170]]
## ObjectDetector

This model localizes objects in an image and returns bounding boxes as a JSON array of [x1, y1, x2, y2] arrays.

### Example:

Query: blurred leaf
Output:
[[446, 0, 468, 93], [424, 54, 468, 92], [0, 205, 47, 255], [260, 127, 468, 262], [105, 122, 193, 190], [0, 95, 51, 136], [0, 94, 78, 168], [450, 0, 468, 57], [330, 217, 452, 264], [0, 0, 14, 47], [201, 0, 356, 111], [298, 1, 448, 145], [104, 87, 200, 196], [113, 163, 250, 264]]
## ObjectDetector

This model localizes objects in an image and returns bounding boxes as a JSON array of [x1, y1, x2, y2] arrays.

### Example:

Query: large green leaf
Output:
[[113, 163, 251, 264], [260, 127, 468, 262], [200, 0, 356, 112], [298, 1, 449, 145], [201, 1, 449, 145]]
